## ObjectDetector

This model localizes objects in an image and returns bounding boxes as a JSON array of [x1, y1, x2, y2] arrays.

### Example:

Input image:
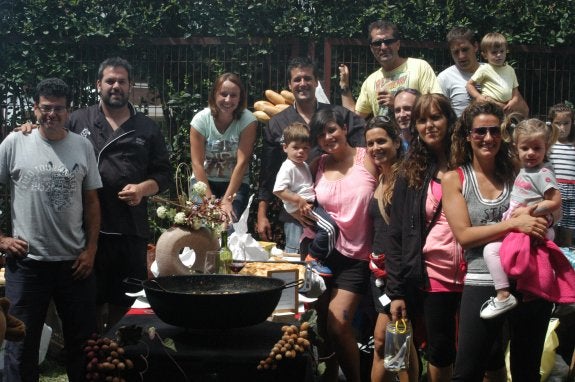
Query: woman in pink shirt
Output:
[[386, 94, 464, 381], [305, 108, 378, 382]]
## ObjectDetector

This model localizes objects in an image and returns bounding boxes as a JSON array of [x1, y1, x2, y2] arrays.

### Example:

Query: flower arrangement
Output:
[[153, 165, 230, 236]]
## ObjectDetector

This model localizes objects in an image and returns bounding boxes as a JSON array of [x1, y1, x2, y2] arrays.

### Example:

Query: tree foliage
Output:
[[1, 0, 573, 155], [2, 0, 573, 43], [1, 0, 573, 133], [0, 0, 572, 238]]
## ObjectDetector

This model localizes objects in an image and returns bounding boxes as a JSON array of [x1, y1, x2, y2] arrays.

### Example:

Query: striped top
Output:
[[549, 142, 575, 184], [461, 163, 511, 286]]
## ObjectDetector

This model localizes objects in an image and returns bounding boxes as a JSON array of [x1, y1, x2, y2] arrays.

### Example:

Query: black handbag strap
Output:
[[425, 199, 442, 237]]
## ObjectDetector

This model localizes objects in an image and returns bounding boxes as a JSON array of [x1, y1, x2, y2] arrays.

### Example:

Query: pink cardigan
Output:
[[499, 232, 575, 303]]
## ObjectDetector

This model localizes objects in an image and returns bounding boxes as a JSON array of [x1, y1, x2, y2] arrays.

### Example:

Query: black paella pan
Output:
[[124, 275, 300, 329]]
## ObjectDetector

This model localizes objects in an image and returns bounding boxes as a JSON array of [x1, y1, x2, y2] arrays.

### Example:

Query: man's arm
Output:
[[504, 87, 530, 116], [0, 138, 28, 257], [256, 116, 284, 241], [256, 200, 271, 241], [0, 234, 28, 258], [339, 64, 355, 112], [338, 64, 370, 118], [72, 189, 100, 280], [119, 122, 172, 206], [118, 179, 159, 206]]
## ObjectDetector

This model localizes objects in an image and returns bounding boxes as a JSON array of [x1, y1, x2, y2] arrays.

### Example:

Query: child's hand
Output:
[[504, 98, 518, 112], [510, 205, 531, 218], [297, 199, 312, 217]]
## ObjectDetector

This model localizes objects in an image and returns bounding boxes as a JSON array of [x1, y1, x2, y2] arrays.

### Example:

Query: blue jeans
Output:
[[208, 181, 251, 222], [4, 256, 97, 382], [283, 221, 303, 254]]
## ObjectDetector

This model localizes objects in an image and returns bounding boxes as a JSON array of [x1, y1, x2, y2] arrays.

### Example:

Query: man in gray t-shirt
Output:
[[0, 78, 102, 381], [438, 27, 529, 117], [438, 27, 482, 117]]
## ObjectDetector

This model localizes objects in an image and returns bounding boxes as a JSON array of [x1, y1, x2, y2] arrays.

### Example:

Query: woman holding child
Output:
[[305, 108, 377, 382], [442, 101, 552, 381], [385, 93, 464, 382]]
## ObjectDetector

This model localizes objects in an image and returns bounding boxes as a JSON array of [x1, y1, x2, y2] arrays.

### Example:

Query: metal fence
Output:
[[323, 38, 575, 120], [0, 37, 305, 139], [0, 37, 573, 237], [3, 37, 573, 136]]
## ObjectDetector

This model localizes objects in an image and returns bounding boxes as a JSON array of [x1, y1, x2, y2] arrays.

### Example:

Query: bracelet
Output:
[[340, 87, 351, 94]]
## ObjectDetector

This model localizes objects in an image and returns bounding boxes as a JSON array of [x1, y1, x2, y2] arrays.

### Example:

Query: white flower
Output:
[[156, 206, 168, 219], [192, 181, 208, 197], [174, 212, 187, 225]]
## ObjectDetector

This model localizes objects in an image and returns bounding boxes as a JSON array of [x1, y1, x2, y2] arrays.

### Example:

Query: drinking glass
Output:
[[203, 250, 219, 274], [229, 245, 246, 274], [377, 81, 391, 117]]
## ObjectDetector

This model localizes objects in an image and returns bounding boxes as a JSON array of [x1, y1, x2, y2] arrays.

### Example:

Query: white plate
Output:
[[126, 290, 151, 309]]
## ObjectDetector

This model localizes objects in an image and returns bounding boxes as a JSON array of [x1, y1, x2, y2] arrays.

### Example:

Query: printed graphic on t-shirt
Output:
[[375, 71, 410, 94], [480, 204, 508, 226], [205, 138, 239, 178], [21, 161, 79, 212]]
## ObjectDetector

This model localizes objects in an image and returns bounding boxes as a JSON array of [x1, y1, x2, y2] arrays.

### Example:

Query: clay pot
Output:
[[154, 226, 220, 276]]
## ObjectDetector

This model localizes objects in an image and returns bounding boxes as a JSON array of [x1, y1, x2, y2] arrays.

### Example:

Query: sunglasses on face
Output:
[[470, 126, 502, 139], [370, 38, 399, 48]]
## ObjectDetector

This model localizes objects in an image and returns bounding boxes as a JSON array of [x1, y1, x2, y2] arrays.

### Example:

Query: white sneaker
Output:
[[480, 294, 518, 319]]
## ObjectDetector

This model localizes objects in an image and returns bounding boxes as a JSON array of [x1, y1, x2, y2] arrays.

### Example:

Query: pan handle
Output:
[[282, 278, 305, 290], [123, 277, 145, 288]]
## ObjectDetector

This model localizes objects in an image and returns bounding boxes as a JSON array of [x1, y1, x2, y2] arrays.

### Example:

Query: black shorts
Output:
[[324, 250, 370, 294], [95, 234, 147, 307]]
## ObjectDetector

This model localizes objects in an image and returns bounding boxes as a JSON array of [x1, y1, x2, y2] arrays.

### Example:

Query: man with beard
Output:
[[257, 57, 365, 254], [340, 20, 441, 119], [68, 57, 171, 331]]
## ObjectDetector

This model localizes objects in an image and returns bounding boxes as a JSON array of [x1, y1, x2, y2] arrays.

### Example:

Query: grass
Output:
[[38, 338, 68, 382], [39, 357, 67, 382]]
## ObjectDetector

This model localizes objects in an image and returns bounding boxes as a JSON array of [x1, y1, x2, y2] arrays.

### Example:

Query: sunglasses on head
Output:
[[370, 38, 399, 47], [371, 115, 391, 124], [470, 126, 501, 139]]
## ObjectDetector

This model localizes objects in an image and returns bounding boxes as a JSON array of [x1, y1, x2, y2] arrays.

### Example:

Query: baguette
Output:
[[280, 90, 295, 105], [265, 90, 285, 105], [261, 104, 280, 117], [275, 104, 290, 113], [254, 100, 275, 111], [253, 110, 270, 123]]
